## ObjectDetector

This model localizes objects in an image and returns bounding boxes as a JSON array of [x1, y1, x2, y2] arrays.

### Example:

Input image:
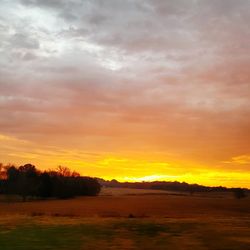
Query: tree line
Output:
[[0, 163, 101, 201], [98, 179, 248, 199]]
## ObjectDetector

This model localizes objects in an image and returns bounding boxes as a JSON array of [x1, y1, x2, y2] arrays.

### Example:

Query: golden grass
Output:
[[0, 188, 249, 219]]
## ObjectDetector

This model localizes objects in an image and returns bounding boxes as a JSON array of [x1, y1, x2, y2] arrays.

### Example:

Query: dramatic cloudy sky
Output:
[[0, 0, 250, 187]]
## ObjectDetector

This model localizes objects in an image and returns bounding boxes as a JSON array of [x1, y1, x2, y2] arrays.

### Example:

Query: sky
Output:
[[0, 0, 250, 188]]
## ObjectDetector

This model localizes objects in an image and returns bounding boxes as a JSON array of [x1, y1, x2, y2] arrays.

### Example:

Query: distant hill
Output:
[[96, 178, 249, 195]]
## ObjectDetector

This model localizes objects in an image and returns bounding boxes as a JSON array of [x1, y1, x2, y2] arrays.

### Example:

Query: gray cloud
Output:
[[20, 0, 70, 9], [10, 33, 40, 49]]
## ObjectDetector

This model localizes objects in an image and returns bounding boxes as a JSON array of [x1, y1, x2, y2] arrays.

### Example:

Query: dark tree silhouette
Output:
[[18, 164, 39, 201], [0, 163, 101, 201], [233, 188, 247, 199], [37, 172, 53, 198]]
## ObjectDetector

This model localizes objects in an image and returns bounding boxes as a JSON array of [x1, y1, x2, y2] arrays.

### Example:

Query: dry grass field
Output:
[[0, 188, 249, 249]]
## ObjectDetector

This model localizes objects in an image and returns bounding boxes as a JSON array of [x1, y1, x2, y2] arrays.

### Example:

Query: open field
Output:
[[0, 188, 249, 218], [0, 188, 250, 249]]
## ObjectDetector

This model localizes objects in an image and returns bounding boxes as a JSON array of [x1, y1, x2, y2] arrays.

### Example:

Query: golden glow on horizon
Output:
[[0, 134, 249, 188], [116, 172, 250, 189]]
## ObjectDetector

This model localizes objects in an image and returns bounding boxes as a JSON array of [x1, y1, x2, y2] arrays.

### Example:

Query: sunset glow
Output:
[[0, 0, 250, 188]]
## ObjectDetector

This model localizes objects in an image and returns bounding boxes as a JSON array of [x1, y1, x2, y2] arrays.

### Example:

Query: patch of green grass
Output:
[[198, 227, 250, 250], [0, 224, 115, 250], [0, 218, 249, 250]]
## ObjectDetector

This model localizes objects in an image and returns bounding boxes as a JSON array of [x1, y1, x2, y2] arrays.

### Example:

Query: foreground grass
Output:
[[0, 216, 249, 250]]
